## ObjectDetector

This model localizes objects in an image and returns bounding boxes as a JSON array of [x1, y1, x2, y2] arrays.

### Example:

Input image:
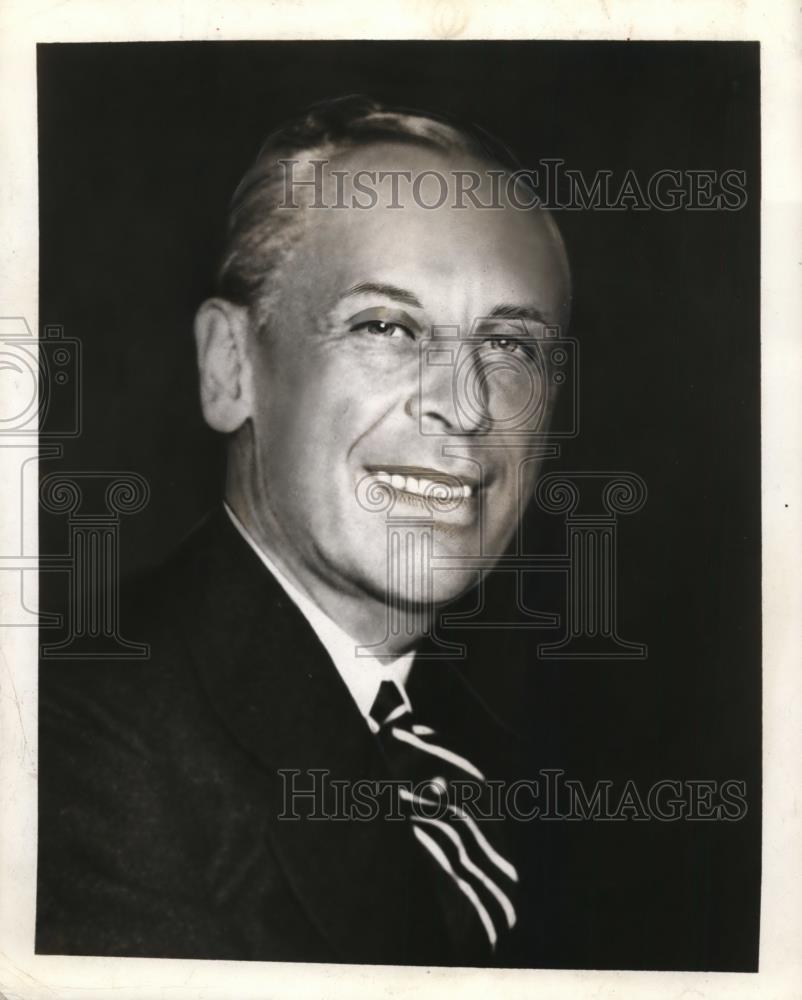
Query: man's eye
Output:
[[353, 320, 412, 339], [484, 336, 523, 353]]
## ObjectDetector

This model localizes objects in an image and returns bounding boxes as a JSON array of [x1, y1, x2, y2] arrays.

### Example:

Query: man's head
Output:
[[195, 96, 570, 620]]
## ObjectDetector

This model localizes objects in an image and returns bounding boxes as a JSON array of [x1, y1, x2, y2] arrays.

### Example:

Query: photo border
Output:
[[1, 2, 799, 997]]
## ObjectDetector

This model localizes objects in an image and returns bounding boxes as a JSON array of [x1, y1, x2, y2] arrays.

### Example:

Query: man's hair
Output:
[[216, 94, 534, 316]]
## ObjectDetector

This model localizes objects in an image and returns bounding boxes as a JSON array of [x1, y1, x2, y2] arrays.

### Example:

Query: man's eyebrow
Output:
[[341, 281, 423, 308], [486, 304, 549, 324]]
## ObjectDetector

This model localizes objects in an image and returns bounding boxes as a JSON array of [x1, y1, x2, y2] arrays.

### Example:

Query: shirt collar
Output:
[[223, 502, 413, 730]]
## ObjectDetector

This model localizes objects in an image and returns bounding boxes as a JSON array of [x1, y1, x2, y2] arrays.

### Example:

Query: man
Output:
[[37, 96, 571, 966]]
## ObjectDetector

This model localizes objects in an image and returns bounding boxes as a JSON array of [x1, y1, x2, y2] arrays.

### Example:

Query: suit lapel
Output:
[[170, 511, 452, 962], [406, 636, 527, 781]]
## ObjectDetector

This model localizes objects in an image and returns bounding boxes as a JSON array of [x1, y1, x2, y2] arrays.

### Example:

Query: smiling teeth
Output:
[[374, 471, 472, 499]]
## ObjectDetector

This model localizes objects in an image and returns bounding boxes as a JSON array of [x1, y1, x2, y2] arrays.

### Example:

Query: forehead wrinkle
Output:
[[342, 281, 423, 308], [487, 304, 548, 324], [262, 174, 570, 335]]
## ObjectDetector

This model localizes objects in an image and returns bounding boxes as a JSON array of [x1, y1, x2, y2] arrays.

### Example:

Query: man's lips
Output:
[[362, 464, 494, 500]]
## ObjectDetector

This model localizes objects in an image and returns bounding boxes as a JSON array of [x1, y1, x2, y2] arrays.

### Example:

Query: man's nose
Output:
[[404, 338, 489, 435]]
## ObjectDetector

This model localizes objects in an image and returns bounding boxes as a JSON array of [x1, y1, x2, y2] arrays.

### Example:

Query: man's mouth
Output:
[[363, 465, 484, 502]]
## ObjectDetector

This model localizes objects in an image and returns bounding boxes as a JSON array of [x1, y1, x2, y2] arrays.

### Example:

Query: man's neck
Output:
[[223, 485, 432, 659]]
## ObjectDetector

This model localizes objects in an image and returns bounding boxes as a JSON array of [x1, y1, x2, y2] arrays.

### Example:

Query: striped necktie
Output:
[[369, 677, 519, 956]]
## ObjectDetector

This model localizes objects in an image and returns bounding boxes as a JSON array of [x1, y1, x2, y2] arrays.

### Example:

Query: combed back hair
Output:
[[216, 94, 532, 316]]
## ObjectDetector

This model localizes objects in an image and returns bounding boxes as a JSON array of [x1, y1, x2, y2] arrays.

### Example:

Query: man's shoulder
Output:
[[34, 512, 290, 961], [37, 504, 316, 760], [39, 510, 235, 745], [37, 507, 286, 872]]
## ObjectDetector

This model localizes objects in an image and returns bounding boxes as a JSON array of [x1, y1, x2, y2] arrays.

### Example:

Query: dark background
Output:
[[37, 41, 761, 971]]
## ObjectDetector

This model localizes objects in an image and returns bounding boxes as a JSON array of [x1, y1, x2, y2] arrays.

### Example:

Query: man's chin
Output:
[[372, 567, 481, 611], [429, 567, 483, 606]]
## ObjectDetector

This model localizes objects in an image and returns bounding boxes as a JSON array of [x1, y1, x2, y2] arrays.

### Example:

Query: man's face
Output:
[[241, 143, 569, 607]]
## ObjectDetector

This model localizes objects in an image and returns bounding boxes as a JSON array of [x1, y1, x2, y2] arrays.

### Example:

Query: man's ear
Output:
[[194, 298, 254, 433]]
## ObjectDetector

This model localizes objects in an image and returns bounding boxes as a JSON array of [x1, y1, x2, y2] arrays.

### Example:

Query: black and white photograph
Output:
[[0, 3, 799, 998]]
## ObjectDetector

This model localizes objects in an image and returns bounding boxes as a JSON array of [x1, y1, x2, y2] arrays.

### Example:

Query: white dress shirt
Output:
[[224, 503, 414, 733]]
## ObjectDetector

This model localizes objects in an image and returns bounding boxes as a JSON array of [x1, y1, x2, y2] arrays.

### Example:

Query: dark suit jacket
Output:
[[36, 509, 544, 966]]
